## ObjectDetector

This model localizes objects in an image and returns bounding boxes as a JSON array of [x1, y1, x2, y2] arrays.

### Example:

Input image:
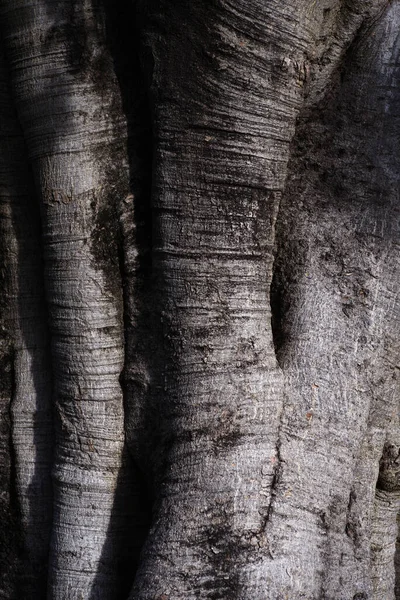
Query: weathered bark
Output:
[[0, 262, 20, 600], [129, 1, 399, 599], [270, 3, 400, 598], [0, 1, 398, 599], [0, 2, 147, 597], [0, 46, 52, 598], [0, 101, 21, 597]]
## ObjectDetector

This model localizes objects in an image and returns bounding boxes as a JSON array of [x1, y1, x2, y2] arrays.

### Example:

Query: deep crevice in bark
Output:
[[12, 154, 54, 600], [377, 444, 400, 493], [0, 360, 21, 598], [1, 347, 22, 598], [89, 2, 156, 596], [270, 271, 285, 362], [260, 437, 283, 542]]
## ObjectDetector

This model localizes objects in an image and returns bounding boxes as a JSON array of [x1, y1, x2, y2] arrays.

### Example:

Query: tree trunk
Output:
[[0, 1, 398, 599], [0, 46, 53, 598], [0, 2, 148, 597], [270, 4, 400, 597]]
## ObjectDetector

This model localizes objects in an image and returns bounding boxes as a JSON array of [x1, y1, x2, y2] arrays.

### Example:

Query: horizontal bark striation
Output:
[[0, 1, 397, 598], [0, 2, 147, 597], [130, 1, 388, 598], [0, 293, 20, 598], [271, 3, 400, 598], [0, 49, 53, 598]]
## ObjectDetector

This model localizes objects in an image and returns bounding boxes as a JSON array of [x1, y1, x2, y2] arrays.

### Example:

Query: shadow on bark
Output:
[[0, 46, 53, 597], [11, 155, 54, 598], [0, 216, 22, 597], [88, 446, 151, 600], [88, 1, 156, 595]]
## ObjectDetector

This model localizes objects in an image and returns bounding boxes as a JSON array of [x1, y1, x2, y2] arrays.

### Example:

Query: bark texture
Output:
[[0, 1, 147, 597], [0, 47, 51, 597], [0, 62, 21, 594], [271, 4, 400, 597], [0, 0, 398, 599], [131, 1, 399, 598]]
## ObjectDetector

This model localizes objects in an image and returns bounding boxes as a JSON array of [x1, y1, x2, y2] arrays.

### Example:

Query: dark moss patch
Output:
[[90, 193, 123, 308], [200, 519, 241, 600]]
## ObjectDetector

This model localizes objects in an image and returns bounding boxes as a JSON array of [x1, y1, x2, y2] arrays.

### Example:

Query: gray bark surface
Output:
[[271, 4, 400, 598], [0, 2, 146, 597], [131, 1, 399, 598], [0, 47, 52, 597], [0, 87, 21, 595], [0, 1, 398, 599]]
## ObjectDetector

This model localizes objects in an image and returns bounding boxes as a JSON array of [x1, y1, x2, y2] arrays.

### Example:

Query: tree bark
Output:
[[0, 2, 147, 597], [271, 3, 400, 597], [0, 1, 398, 599], [0, 46, 54, 598], [130, 1, 399, 598]]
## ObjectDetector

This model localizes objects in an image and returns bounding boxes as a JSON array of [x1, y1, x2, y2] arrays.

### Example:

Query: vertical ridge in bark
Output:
[[130, 1, 351, 598], [0, 1, 150, 596], [0, 236, 21, 598]]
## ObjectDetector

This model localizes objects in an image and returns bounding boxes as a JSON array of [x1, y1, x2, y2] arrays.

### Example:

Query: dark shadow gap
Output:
[[89, 0, 156, 596], [270, 268, 286, 364]]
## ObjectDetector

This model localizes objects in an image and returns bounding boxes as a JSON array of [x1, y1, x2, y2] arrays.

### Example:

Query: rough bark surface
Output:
[[0, 0, 398, 599], [0, 2, 147, 597], [271, 4, 400, 598], [0, 46, 53, 598], [0, 60, 22, 593]]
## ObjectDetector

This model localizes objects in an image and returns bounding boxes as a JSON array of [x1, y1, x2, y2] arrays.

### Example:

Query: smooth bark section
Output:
[[0, 2, 145, 597], [271, 3, 400, 597]]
